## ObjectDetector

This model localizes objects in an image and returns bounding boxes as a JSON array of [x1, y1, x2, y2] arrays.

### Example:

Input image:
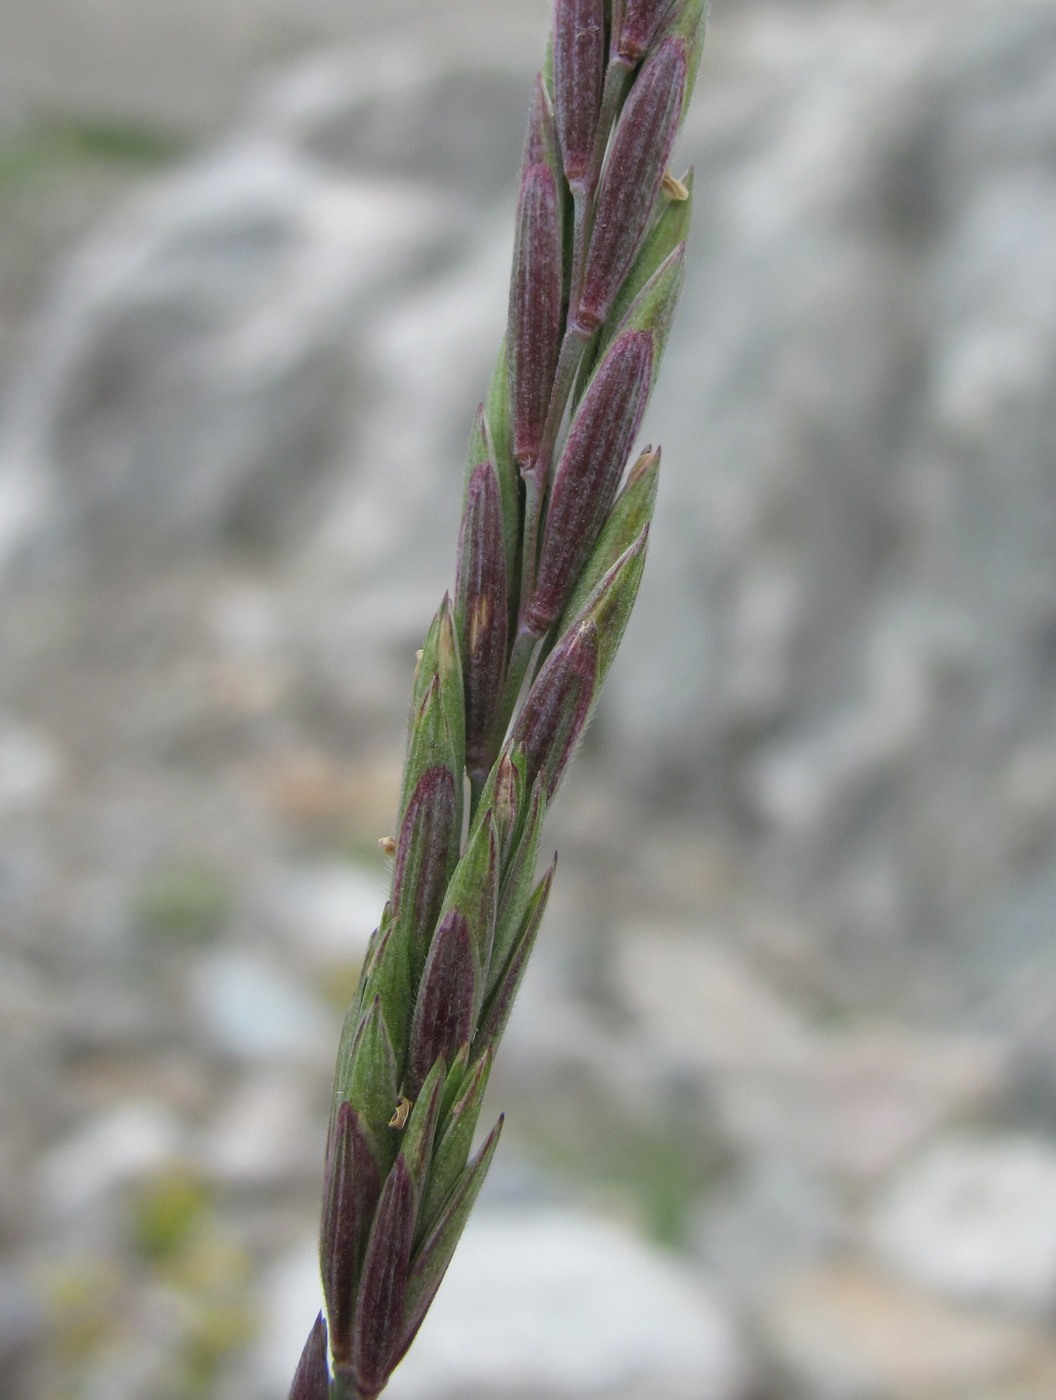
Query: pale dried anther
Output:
[[662, 170, 689, 200], [388, 1097, 412, 1131]]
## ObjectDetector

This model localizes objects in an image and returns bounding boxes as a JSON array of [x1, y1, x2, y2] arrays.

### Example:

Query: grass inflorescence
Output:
[[291, 4, 705, 1395]]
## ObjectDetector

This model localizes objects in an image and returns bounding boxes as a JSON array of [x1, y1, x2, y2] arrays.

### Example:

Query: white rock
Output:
[[0, 717, 61, 811], [40, 1100, 183, 1216], [868, 1131, 1056, 1316], [190, 948, 334, 1063], [197, 1071, 323, 1184], [267, 862, 387, 966], [388, 1206, 750, 1400]]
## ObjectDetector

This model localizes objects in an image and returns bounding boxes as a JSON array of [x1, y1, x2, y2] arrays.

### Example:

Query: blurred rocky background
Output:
[[1, 0, 1056, 1396]]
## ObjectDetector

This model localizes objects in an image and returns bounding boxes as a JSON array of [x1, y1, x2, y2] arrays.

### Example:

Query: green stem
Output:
[[467, 768, 487, 824], [567, 184, 590, 326], [491, 625, 541, 757], [519, 469, 544, 613], [533, 324, 590, 490], [569, 60, 632, 332], [596, 58, 632, 175]]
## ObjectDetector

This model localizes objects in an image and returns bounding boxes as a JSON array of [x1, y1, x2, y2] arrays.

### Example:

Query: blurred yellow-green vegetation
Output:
[[36, 1169, 254, 1400], [0, 120, 181, 195]]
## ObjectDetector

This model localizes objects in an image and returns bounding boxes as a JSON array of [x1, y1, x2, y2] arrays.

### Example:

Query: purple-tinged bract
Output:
[[322, 1104, 382, 1365], [288, 1313, 329, 1400], [456, 462, 509, 777], [510, 622, 598, 798], [347, 1157, 418, 1400], [616, 0, 675, 61], [392, 765, 459, 972], [476, 862, 555, 1053], [522, 72, 560, 174], [509, 163, 563, 469], [528, 329, 653, 633], [553, 0, 605, 187], [395, 1119, 504, 1370], [577, 36, 687, 330], [406, 911, 478, 1099]]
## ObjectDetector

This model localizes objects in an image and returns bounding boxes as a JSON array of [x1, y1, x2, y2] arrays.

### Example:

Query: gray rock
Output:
[[693, 1155, 846, 1305], [0, 52, 520, 573], [601, 0, 1056, 1009], [616, 922, 1004, 1180], [0, 0, 550, 139], [957, 858, 1056, 1052], [868, 1131, 1056, 1316]]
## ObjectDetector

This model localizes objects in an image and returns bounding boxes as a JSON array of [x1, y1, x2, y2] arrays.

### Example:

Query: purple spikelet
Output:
[[553, 0, 606, 188], [456, 462, 509, 779], [577, 36, 687, 331], [511, 622, 599, 798], [406, 911, 478, 1099], [528, 330, 653, 633]]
